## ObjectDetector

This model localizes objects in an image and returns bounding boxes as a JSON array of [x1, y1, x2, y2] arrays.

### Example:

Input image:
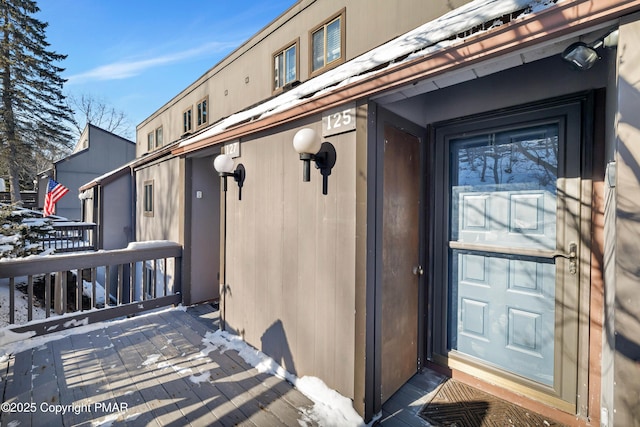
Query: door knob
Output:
[[412, 265, 424, 276]]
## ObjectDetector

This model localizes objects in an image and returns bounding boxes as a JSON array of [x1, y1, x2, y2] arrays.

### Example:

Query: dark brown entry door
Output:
[[381, 124, 421, 402]]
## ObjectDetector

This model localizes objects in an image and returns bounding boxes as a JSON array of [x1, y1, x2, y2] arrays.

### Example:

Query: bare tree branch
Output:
[[66, 93, 134, 141]]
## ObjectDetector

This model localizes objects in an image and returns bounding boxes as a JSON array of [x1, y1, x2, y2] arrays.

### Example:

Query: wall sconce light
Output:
[[292, 128, 337, 195], [561, 29, 618, 71], [214, 153, 246, 200]]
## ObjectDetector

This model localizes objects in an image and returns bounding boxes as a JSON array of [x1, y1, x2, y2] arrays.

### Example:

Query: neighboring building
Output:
[[98, 0, 640, 425], [40, 124, 136, 220], [79, 161, 135, 251]]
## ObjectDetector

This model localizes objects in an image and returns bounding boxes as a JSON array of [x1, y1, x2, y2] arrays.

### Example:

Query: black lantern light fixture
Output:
[[214, 153, 246, 200], [561, 29, 618, 71], [292, 128, 337, 195]]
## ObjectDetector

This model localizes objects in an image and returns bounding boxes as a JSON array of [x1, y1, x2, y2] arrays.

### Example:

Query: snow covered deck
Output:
[[0, 303, 567, 426], [0, 305, 319, 427]]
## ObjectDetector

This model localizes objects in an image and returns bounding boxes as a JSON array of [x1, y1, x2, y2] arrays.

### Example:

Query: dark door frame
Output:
[[368, 104, 429, 413]]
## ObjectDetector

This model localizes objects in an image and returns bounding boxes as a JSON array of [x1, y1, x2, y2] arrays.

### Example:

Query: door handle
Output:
[[412, 265, 424, 276], [553, 242, 577, 275]]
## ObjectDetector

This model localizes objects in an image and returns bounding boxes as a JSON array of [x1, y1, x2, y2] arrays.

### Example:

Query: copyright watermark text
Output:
[[1, 401, 128, 415]]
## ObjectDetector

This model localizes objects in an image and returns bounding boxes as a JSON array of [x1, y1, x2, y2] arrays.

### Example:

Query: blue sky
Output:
[[36, 1, 295, 139]]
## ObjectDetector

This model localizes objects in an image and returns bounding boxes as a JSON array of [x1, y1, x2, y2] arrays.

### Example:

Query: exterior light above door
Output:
[[214, 153, 246, 200], [292, 128, 336, 195], [561, 29, 618, 70]]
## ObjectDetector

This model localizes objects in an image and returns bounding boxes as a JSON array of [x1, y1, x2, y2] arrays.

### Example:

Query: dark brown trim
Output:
[[353, 101, 371, 420]]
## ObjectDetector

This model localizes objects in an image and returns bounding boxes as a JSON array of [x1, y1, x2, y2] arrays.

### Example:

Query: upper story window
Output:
[[197, 96, 208, 129], [143, 180, 154, 217], [310, 9, 345, 76], [183, 107, 193, 134], [147, 132, 154, 151], [155, 126, 163, 148], [273, 40, 298, 91]]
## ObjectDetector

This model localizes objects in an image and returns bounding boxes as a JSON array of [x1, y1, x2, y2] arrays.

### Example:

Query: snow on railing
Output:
[[0, 241, 182, 341]]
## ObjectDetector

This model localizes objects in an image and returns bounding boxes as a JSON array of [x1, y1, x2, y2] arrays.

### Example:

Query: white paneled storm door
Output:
[[432, 97, 586, 409]]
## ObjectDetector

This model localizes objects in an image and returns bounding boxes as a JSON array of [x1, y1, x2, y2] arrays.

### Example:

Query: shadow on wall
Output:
[[612, 76, 640, 360], [609, 74, 640, 424], [261, 319, 297, 377]]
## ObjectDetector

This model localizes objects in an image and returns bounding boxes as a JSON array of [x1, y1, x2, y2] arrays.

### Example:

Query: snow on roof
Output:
[[179, 0, 559, 149]]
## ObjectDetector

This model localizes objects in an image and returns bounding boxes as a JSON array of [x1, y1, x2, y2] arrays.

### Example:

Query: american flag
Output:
[[43, 178, 69, 217]]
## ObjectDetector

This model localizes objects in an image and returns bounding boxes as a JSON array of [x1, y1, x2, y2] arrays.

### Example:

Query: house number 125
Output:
[[327, 110, 352, 130], [322, 104, 356, 137]]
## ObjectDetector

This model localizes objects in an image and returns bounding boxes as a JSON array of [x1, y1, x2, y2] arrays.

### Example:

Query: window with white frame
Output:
[[274, 40, 298, 91], [143, 180, 154, 217], [147, 132, 154, 151], [196, 96, 208, 128], [310, 9, 345, 75]]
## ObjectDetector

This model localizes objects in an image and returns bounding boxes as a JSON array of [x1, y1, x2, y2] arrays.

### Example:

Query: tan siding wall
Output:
[[223, 119, 357, 398], [613, 16, 640, 427], [136, 157, 183, 243], [137, 0, 471, 157]]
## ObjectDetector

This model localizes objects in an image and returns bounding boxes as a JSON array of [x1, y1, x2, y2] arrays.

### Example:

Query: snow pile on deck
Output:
[[201, 329, 366, 427]]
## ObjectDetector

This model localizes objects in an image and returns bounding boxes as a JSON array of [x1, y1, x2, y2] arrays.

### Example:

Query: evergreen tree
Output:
[[0, 0, 73, 204], [0, 203, 53, 258]]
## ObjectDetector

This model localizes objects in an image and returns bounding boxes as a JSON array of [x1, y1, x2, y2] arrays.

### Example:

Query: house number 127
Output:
[[322, 104, 356, 137]]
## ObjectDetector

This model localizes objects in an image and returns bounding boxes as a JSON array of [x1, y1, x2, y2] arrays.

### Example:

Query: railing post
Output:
[[54, 271, 65, 315]]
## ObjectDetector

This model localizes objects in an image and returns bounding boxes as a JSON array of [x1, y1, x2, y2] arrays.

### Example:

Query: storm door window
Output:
[[447, 124, 559, 386], [183, 108, 192, 134], [273, 42, 298, 90], [196, 96, 208, 128], [143, 181, 154, 217], [310, 10, 345, 74]]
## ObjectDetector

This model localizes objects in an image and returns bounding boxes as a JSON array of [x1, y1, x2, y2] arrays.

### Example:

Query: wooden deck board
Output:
[[0, 307, 319, 427], [104, 322, 194, 426], [160, 312, 289, 426], [142, 316, 254, 427]]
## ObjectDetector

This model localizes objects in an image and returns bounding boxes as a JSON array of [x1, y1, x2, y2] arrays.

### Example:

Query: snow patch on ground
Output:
[[0, 277, 49, 329], [202, 329, 366, 427], [0, 305, 371, 426]]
